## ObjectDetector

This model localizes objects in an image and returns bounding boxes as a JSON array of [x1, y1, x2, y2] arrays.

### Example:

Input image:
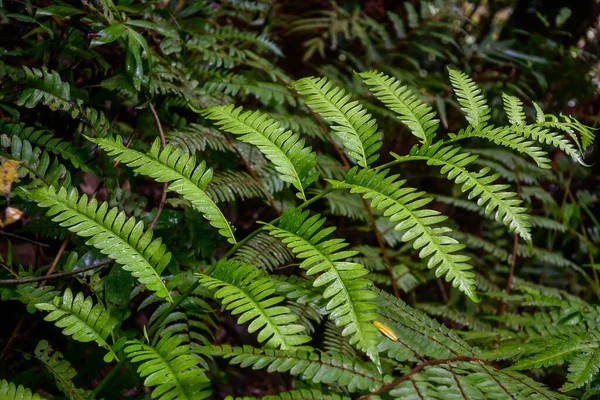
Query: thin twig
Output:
[[0, 259, 112, 285], [0, 317, 24, 363], [41, 235, 70, 287], [0, 231, 49, 247], [358, 356, 490, 399], [147, 100, 168, 231]]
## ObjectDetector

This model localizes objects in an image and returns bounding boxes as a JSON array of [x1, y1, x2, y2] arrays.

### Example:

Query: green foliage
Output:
[[197, 260, 312, 350], [125, 334, 211, 399], [35, 288, 119, 362], [27, 186, 172, 301], [262, 209, 380, 366], [1, 1, 598, 399]]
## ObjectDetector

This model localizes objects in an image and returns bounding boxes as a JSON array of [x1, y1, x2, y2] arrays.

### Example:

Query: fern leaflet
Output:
[[293, 76, 382, 167], [34, 340, 89, 399], [392, 142, 532, 243], [448, 68, 490, 129], [0, 380, 45, 400], [35, 288, 119, 362], [125, 334, 211, 400], [359, 70, 439, 145], [204, 105, 318, 200], [262, 209, 380, 366], [328, 167, 477, 301], [27, 186, 172, 301], [197, 260, 312, 350], [89, 135, 236, 244]]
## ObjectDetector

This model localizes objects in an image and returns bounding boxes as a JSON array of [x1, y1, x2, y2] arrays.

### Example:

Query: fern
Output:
[[1, 283, 60, 314], [35, 288, 119, 362], [125, 334, 211, 400], [204, 105, 318, 200], [1, 122, 89, 171], [328, 167, 478, 301], [33, 340, 90, 399], [89, 135, 237, 244], [27, 186, 172, 300], [232, 232, 294, 272], [166, 123, 234, 154], [0, 135, 72, 189], [448, 125, 552, 169], [227, 389, 350, 400], [198, 260, 312, 350], [197, 345, 390, 393], [293, 76, 382, 167], [206, 170, 269, 203], [262, 209, 380, 365], [392, 142, 532, 243], [359, 70, 439, 145], [448, 68, 491, 130], [0, 380, 45, 400]]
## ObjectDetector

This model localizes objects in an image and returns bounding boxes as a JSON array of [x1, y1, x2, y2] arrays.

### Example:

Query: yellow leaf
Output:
[[373, 321, 398, 341], [0, 159, 23, 198], [0, 207, 23, 228]]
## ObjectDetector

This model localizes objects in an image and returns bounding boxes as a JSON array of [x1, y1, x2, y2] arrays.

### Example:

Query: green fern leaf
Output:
[[34, 340, 89, 399], [27, 186, 172, 301], [448, 68, 490, 129], [502, 93, 526, 126], [292, 76, 382, 167], [448, 125, 552, 169], [35, 288, 119, 362], [0, 379, 45, 400], [262, 209, 380, 366], [563, 346, 600, 391], [1, 135, 72, 189], [392, 143, 532, 243], [359, 70, 439, 145], [197, 259, 312, 350], [125, 335, 211, 400], [328, 167, 477, 301], [89, 135, 236, 244], [197, 345, 389, 393], [204, 105, 318, 200], [16, 66, 80, 116]]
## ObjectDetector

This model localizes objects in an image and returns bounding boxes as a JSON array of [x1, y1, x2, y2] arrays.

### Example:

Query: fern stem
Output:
[[0, 259, 113, 285], [88, 359, 125, 400], [40, 235, 69, 287], [147, 100, 167, 231], [357, 356, 490, 399]]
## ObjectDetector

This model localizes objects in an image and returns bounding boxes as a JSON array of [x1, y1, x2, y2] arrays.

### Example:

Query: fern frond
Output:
[[323, 320, 359, 357], [1, 136, 72, 189], [502, 93, 526, 126], [197, 345, 389, 393], [197, 259, 312, 350], [447, 68, 490, 129], [1, 122, 89, 171], [204, 105, 318, 200], [563, 347, 600, 391], [448, 125, 551, 169], [16, 66, 81, 116], [0, 380, 45, 400], [27, 186, 172, 300], [125, 334, 211, 400], [328, 167, 477, 301], [508, 333, 598, 371], [166, 123, 234, 154], [232, 232, 294, 272], [35, 288, 119, 362], [293, 76, 382, 167], [89, 135, 236, 244], [206, 170, 268, 203], [262, 209, 380, 365], [520, 124, 584, 164], [393, 143, 532, 243], [359, 70, 439, 145], [1, 283, 60, 314], [34, 340, 89, 399]]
